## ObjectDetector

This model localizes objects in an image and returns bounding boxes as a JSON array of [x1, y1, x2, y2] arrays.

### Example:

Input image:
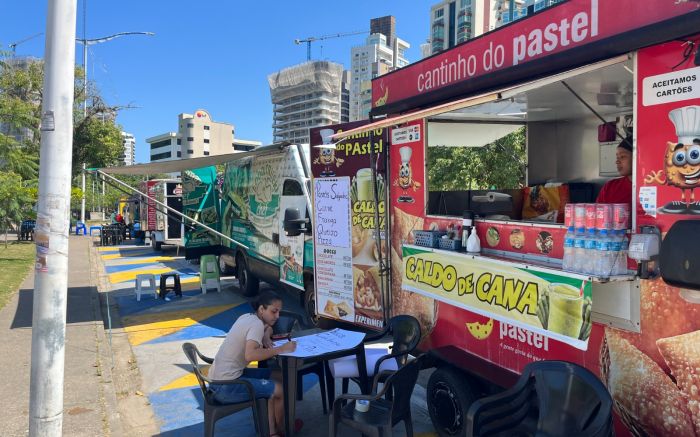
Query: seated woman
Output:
[[597, 135, 633, 207], [208, 291, 298, 436]]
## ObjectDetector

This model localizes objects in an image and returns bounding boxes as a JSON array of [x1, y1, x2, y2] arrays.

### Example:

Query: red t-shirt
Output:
[[596, 177, 632, 205]]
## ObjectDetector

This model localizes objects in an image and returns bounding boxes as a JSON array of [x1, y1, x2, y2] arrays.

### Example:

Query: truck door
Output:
[[166, 182, 183, 240], [279, 178, 306, 290]]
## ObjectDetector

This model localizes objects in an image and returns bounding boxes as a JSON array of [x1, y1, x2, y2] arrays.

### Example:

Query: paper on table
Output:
[[273, 328, 366, 358]]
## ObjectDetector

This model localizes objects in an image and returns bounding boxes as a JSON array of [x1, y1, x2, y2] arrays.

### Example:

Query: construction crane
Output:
[[9, 32, 44, 55], [294, 30, 368, 61]]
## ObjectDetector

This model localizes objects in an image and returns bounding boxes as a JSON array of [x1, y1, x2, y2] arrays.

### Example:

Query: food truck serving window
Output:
[[425, 55, 634, 224]]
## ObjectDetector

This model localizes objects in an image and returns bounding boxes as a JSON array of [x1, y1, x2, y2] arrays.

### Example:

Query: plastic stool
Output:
[[135, 274, 157, 301], [159, 273, 182, 299], [89, 225, 102, 236], [75, 222, 87, 236], [199, 255, 221, 294]]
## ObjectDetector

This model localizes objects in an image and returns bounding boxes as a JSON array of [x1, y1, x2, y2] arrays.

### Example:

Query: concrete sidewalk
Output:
[[0, 235, 124, 436]]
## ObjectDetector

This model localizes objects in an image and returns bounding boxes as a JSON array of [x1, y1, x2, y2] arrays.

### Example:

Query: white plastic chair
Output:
[[135, 273, 158, 301]]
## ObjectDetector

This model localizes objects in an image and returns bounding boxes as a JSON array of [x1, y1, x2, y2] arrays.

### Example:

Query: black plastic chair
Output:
[[260, 310, 329, 414], [337, 315, 422, 400], [465, 360, 613, 437], [329, 354, 425, 437], [182, 342, 270, 437]]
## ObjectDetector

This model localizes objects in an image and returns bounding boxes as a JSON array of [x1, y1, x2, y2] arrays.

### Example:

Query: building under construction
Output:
[[268, 61, 350, 144]]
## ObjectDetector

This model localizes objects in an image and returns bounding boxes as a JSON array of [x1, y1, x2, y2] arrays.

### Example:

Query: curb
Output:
[[89, 240, 125, 437]]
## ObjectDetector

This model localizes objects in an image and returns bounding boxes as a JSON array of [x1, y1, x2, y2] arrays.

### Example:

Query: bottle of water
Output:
[[583, 229, 598, 275], [621, 231, 629, 274], [562, 227, 575, 271], [572, 227, 587, 273], [611, 229, 629, 275], [595, 229, 612, 277], [609, 230, 622, 276]]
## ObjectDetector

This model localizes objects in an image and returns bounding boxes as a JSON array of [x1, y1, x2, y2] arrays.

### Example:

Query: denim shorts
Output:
[[210, 368, 275, 404]]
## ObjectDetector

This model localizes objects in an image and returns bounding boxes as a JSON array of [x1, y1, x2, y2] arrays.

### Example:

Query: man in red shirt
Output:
[[597, 136, 632, 206]]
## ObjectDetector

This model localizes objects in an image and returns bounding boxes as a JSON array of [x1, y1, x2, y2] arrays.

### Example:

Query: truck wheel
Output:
[[427, 366, 480, 437], [236, 254, 259, 297], [303, 280, 332, 329], [218, 255, 235, 275], [151, 237, 162, 251]]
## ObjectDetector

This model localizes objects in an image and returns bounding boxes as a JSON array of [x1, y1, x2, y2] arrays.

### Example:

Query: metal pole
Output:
[[81, 162, 86, 222], [82, 0, 87, 118], [29, 0, 76, 435]]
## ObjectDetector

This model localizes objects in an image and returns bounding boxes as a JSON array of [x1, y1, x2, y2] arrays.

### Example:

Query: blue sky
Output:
[[2, 1, 436, 163]]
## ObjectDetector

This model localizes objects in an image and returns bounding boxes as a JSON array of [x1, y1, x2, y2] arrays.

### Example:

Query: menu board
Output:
[[313, 177, 355, 323], [311, 122, 390, 329]]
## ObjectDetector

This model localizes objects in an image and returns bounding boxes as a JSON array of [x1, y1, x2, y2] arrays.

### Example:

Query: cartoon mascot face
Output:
[[319, 148, 335, 165], [399, 162, 412, 189], [665, 142, 700, 189]]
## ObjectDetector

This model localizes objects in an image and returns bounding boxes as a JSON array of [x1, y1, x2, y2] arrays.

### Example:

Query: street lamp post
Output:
[[76, 30, 154, 223], [76, 31, 155, 118]]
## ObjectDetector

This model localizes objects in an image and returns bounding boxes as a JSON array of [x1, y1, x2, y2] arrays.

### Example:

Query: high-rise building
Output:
[[0, 57, 40, 145], [120, 132, 135, 165], [268, 61, 350, 144], [350, 31, 410, 121], [494, 0, 563, 27], [370, 16, 396, 47], [429, 0, 496, 55], [147, 109, 255, 163]]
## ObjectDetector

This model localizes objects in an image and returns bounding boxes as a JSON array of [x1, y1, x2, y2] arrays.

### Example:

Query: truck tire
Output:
[[218, 255, 235, 275], [151, 236, 162, 251], [236, 254, 259, 297], [427, 366, 480, 437], [303, 279, 333, 329]]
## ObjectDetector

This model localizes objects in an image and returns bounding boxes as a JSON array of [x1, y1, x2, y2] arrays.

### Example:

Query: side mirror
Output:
[[283, 207, 308, 237]]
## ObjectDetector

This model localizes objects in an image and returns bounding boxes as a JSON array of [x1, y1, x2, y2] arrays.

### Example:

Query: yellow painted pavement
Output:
[[109, 256, 175, 266], [101, 249, 157, 260], [122, 304, 236, 346]]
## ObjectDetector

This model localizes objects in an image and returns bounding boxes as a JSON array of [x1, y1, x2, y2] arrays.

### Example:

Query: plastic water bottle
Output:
[[572, 228, 587, 273], [612, 230, 629, 275], [620, 231, 629, 274], [562, 227, 575, 271], [595, 229, 612, 277], [583, 229, 598, 275]]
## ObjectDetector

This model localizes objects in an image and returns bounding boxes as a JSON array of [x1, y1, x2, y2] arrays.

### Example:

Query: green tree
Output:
[[0, 172, 34, 247], [72, 110, 124, 175], [427, 126, 527, 191], [1, 55, 126, 222], [0, 58, 42, 180]]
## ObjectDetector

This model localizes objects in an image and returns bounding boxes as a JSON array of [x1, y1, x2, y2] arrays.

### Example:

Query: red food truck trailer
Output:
[[298, 1, 700, 435], [138, 179, 183, 250]]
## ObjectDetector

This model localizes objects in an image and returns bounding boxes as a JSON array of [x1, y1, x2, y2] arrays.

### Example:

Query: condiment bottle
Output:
[[462, 210, 474, 249]]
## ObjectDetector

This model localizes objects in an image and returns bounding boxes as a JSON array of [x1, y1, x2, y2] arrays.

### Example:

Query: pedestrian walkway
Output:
[[0, 235, 121, 437]]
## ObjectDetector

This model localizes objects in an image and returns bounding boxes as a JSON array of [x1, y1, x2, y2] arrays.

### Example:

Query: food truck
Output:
[[295, 1, 700, 435], [138, 179, 183, 250]]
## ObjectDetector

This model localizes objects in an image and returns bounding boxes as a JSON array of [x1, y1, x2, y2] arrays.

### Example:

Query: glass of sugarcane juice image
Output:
[[547, 283, 583, 338], [356, 168, 373, 202]]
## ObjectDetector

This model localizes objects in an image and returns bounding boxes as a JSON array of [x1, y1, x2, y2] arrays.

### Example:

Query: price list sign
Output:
[[313, 177, 355, 322]]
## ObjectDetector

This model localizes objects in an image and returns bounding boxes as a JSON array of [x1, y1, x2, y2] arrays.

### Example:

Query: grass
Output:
[[0, 240, 35, 311]]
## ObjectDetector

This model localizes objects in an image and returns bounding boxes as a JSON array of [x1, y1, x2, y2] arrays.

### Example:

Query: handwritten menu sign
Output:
[[313, 177, 355, 322]]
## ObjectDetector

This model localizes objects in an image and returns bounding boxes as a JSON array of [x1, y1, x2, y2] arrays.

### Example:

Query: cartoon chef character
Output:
[[645, 106, 700, 214], [393, 146, 421, 203], [313, 146, 344, 177]]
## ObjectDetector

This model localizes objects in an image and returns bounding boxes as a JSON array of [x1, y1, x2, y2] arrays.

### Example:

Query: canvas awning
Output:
[[96, 150, 257, 175], [331, 55, 630, 141]]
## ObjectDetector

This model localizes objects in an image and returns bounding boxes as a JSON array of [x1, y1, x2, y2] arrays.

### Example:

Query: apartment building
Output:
[[268, 61, 350, 144], [147, 109, 253, 163]]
